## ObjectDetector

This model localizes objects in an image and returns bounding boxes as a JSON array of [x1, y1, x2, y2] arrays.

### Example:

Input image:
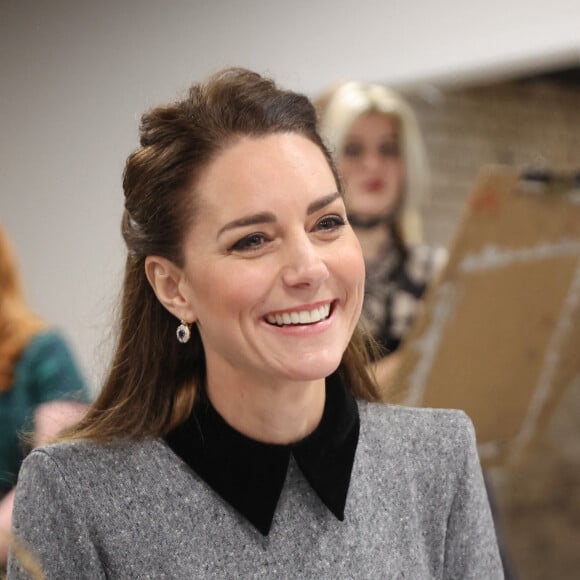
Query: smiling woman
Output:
[[145, 132, 366, 442], [9, 68, 502, 578]]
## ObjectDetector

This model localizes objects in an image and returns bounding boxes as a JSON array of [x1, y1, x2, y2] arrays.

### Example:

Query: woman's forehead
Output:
[[348, 111, 399, 134], [195, 134, 334, 195]]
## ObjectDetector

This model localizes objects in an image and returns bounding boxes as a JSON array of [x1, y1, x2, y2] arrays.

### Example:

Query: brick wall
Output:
[[403, 74, 580, 579], [405, 77, 580, 247]]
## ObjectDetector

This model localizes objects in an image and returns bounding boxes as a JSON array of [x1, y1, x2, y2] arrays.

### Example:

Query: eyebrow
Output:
[[306, 192, 341, 215], [217, 212, 276, 238], [217, 191, 341, 237]]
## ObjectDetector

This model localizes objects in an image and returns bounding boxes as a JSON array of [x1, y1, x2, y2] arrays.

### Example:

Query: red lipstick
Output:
[[364, 179, 384, 193]]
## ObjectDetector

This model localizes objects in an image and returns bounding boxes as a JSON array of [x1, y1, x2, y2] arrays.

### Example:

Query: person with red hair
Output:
[[0, 223, 88, 566]]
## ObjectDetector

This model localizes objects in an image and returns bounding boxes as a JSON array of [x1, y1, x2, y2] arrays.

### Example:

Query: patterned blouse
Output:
[[362, 241, 446, 358]]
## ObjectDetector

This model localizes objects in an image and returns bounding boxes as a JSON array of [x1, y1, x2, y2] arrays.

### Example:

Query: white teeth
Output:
[[265, 303, 331, 326]]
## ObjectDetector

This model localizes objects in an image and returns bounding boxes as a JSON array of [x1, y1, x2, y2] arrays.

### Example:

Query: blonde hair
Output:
[[0, 224, 45, 392], [316, 81, 429, 244]]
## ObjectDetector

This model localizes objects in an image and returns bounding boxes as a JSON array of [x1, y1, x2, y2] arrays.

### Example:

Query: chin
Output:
[[281, 353, 343, 382]]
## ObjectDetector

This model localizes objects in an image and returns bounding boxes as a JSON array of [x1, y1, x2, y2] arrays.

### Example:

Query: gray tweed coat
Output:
[[9, 403, 502, 579]]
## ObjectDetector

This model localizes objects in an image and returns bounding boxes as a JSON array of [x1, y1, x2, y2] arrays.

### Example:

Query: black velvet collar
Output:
[[164, 373, 360, 536]]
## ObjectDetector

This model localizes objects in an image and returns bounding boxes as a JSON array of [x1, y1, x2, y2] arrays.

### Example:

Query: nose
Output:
[[361, 150, 383, 171], [281, 232, 330, 288], [362, 151, 380, 169]]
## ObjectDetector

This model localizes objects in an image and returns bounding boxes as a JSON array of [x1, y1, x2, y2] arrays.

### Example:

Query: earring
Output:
[[176, 320, 191, 344]]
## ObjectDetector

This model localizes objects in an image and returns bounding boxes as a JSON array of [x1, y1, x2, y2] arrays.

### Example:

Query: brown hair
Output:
[[1, 530, 44, 579], [64, 68, 380, 443], [0, 224, 45, 392]]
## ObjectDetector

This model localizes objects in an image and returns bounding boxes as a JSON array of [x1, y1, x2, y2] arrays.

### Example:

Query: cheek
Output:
[[194, 264, 269, 321], [185, 266, 232, 323], [398, 162, 407, 193], [334, 238, 366, 296], [387, 160, 405, 189], [353, 255, 366, 301]]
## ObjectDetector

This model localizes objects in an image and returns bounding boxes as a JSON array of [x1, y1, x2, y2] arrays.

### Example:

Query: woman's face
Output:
[[338, 112, 405, 220], [177, 133, 365, 388]]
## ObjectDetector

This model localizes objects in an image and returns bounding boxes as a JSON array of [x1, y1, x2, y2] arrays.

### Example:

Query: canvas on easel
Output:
[[386, 166, 580, 466]]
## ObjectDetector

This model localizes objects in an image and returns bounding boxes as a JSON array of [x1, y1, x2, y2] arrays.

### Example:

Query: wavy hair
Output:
[[63, 68, 380, 443]]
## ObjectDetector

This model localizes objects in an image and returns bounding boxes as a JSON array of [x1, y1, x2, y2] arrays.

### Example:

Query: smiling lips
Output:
[[265, 302, 332, 327]]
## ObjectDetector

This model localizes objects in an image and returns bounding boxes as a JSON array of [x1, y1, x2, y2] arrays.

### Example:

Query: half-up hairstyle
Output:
[[64, 68, 380, 443]]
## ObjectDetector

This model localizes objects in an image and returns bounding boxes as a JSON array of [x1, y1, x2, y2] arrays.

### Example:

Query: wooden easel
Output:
[[386, 167, 580, 466]]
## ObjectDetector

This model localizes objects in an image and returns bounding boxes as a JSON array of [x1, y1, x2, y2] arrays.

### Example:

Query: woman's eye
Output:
[[316, 215, 346, 232], [379, 142, 400, 157], [230, 233, 267, 252], [343, 143, 363, 158]]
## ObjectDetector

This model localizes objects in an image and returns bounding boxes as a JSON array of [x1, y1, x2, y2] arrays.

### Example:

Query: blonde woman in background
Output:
[[318, 83, 515, 578], [0, 223, 89, 568], [316, 82, 446, 390]]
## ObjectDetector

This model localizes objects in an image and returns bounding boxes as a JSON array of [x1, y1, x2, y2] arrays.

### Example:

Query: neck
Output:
[[204, 368, 326, 445], [353, 224, 392, 262]]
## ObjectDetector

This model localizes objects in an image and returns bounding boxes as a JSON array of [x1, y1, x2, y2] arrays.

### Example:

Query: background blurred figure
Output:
[[316, 82, 446, 389], [0, 223, 89, 566], [318, 83, 516, 577]]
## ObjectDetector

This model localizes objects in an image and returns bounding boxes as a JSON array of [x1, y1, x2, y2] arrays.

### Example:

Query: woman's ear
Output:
[[144, 256, 196, 323]]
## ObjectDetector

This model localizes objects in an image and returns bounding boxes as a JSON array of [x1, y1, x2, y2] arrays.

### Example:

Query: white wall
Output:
[[1, 0, 579, 392]]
